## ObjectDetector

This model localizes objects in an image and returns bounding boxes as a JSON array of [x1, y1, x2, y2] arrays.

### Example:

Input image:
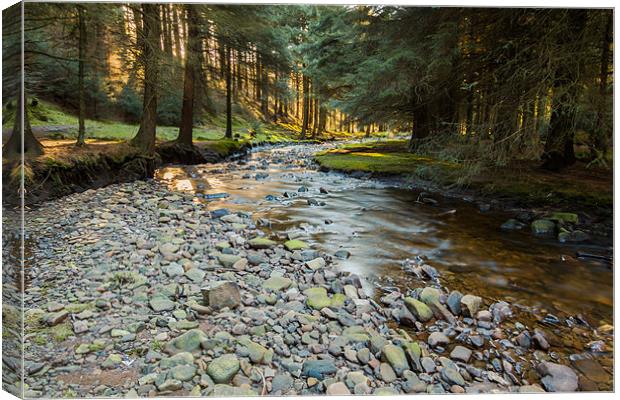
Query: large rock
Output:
[[207, 354, 240, 384], [404, 297, 433, 322], [537, 362, 578, 392], [165, 329, 208, 354], [382, 344, 409, 376], [460, 294, 482, 318], [428, 332, 449, 347], [302, 359, 337, 379], [531, 219, 556, 236], [201, 281, 240, 310]]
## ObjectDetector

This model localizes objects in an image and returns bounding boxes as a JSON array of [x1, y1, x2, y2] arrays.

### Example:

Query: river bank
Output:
[[4, 144, 612, 397]]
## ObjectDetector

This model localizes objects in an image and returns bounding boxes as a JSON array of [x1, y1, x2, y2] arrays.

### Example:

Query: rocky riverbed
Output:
[[3, 144, 613, 397]]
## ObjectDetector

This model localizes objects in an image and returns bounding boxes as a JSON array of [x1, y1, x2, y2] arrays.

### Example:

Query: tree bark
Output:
[[177, 4, 199, 146], [225, 45, 233, 139], [76, 5, 87, 146], [131, 3, 160, 153], [591, 12, 613, 158]]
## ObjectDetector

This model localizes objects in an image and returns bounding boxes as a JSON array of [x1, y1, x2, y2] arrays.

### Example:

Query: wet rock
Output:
[[201, 281, 240, 310], [207, 354, 240, 384], [558, 230, 590, 243], [532, 329, 550, 351], [501, 219, 525, 231], [531, 219, 556, 236], [334, 249, 351, 259], [571, 358, 610, 383], [537, 361, 578, 392]]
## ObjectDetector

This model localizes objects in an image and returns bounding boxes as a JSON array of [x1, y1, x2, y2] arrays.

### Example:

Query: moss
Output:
[[315, 141, 457, 175], [50, 322, 73, 342]]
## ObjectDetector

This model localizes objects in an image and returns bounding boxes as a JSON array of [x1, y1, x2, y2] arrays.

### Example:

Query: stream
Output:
[[156, 143, 613, 326]]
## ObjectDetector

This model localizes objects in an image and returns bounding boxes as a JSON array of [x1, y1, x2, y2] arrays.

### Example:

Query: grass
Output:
[[315, 139, 613, 211], [315, 140, 458, 175]]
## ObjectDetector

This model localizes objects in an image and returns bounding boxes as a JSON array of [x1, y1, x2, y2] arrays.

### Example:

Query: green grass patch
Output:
[[315, 140, 458, 175]]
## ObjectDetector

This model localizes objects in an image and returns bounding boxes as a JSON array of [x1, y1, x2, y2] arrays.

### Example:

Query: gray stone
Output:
[[201, 281, 240, 310], [460, 294, 482, 318], [428, 332, 449, 347], [538, 362, 578, 392], [207, 354, 240, 384], [450, 345, 472, 363]]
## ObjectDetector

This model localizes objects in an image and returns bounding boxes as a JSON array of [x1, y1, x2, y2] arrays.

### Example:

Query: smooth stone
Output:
[[284, 240, 309, 251], [404, 297, 433, 322], [263, 276, 293, 291], [216, 253, 241, 268], [446, 291, 463, 315], [165, 329, 208, 354], [428, 332, 449, 347], [382, 344, 408, 376], [326, 382, 351, 395], [531, 219, 556, 236], [207, 354, 240, 384], [248, 237, 277, 249], [149, 297, 175, 312], [301, 360, 337, 379], [303, 287, 331, 310], [450, 345, 472, 363]]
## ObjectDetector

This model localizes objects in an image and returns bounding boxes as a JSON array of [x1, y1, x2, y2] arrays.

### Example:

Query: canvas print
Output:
[[1, 1, 614, 398]]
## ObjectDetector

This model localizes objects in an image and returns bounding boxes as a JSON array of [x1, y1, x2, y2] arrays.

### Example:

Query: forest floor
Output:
[[314, 140, 613, 219]]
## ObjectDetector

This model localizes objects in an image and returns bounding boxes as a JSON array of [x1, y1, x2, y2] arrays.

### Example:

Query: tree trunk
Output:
[[76, 5, 87, 146], [172, 5, 182, 58], [177, 4, 199, 146], [542, 10, 588, 171], [225, 45, 233, 139], [131, 3, 160, 153], [409, 103, 430, 151], [4, 93, 44, 159], [300, 74, 310, 139]]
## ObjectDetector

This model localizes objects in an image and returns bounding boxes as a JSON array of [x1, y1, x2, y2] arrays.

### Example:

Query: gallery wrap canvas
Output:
[[1, 1, 614, 398]]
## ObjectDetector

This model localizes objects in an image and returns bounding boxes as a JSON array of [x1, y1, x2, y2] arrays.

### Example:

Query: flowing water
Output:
[[155, 144, 613, 327]]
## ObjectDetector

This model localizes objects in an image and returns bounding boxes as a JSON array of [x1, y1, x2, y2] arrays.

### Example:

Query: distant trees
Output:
[[4, 4, 612, 171]]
